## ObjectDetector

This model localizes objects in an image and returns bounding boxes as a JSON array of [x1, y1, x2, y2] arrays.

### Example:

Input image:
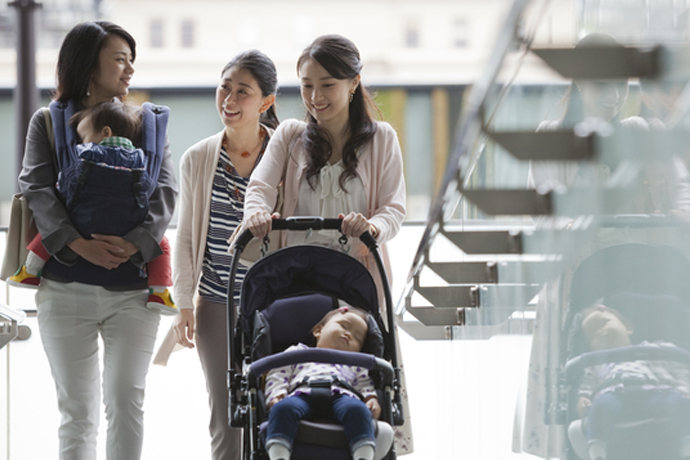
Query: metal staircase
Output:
[[399, 0, 690, 341]]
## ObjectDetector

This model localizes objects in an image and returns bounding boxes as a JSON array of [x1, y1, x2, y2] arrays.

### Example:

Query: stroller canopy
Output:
[[237, 245, 380, 334]]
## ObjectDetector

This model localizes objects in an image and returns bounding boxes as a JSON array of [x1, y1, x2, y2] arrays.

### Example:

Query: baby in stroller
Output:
[[264, 305, 380, 460], [575, 304, 690, 460]]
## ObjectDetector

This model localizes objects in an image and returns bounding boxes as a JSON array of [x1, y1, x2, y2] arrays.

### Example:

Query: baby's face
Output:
[[582, 309, 632, 351], [76, 115, 106, 144], [314, 311, 368, 353]]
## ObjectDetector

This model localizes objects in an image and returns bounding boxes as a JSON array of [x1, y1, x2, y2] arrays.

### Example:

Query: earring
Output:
[[86, 86, 91, 97], [349, 91, 355, 103]]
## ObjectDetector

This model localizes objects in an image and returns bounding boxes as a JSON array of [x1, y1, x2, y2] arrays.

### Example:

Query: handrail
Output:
[[406, 0, 531, 284]]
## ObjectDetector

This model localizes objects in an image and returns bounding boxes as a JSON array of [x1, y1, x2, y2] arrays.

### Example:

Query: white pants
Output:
[[36, 279, 160, 460]]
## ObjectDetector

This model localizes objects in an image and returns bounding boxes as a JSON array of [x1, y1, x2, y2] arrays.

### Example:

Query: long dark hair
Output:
[[297, 34, 379, 191], [221, 50, 279, 130], [54, 21, 136, 103]]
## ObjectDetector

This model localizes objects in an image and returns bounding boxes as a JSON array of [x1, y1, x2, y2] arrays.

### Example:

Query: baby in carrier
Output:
[[7, 101, 177, 315], [577, 304, 690, 460], [264, 305, 381, 460]]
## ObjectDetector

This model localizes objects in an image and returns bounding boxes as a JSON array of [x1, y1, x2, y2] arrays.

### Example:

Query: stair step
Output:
[[426, 261, 498, 283], [427, 260, 563, 284], [415, 284, 539, 309], [461, 189, 553, 215], [487, 129, 595, 161], [415, 285, 479, 308], [404, 305, 464, 326], [398, 310, 534, 336], [405, 299, 536, 328], [442, 231, 523, 254], [531, 45, 661, 79]]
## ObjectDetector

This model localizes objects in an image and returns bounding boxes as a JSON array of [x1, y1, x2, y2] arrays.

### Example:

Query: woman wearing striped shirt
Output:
[[171, 50, 279, 460]]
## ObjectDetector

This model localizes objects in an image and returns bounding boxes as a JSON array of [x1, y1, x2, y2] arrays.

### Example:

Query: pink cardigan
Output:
[[243, 119, 406, 300]]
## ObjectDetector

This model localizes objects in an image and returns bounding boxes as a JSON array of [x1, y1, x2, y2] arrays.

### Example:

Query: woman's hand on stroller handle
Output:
[[246, 210, 281, 239], [338, 212, 377, 239], [241, 213, 376, 246]]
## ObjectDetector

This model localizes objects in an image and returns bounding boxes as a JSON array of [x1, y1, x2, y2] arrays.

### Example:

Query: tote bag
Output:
[[1, 108, 53, 280], [1, 194, 37, 279]]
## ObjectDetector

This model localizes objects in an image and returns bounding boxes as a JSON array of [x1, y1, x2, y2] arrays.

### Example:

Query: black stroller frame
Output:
[[227, 217, 404, 460], [556, 242, 690, 460]]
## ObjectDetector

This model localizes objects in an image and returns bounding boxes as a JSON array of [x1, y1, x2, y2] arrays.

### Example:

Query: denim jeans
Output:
[[586, 387, 690, 454], [267, 392, 376, 453]]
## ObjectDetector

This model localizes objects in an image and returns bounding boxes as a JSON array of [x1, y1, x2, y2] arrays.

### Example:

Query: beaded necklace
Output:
[[222, 128, 269, 202]]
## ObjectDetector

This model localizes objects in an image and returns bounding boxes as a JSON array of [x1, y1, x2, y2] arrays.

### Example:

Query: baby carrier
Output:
[[49, 99, 169, 238]]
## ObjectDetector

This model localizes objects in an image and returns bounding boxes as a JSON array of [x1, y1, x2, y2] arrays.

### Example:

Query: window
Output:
[[150, 19, 163, 48], [453, 17, 469, 48], [405, 21, 419, 48], [181, 19, 195, 48]]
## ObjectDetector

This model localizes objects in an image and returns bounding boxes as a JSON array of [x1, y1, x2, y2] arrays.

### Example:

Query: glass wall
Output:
[[406, 1, 690, 459]]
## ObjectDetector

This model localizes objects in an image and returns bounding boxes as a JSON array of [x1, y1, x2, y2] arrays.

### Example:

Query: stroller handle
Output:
[[233, 216, 378, 252]]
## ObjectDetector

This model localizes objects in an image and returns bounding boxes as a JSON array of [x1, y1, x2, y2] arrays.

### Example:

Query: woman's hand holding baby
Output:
[[91, 234, 139, 257], [68, 237, 129, 270]]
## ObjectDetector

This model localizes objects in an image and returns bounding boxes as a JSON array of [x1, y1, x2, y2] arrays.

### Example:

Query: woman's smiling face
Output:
[[216, 66, 271, 129], [298, 57, 359, 131], [578, 79, 629, 121], [89, 36, 134, 103]]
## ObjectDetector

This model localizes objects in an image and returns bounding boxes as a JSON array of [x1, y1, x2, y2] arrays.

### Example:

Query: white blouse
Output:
[[287, 160, 367, 251]]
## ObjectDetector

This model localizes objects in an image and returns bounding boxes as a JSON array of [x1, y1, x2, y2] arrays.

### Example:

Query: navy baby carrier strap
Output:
[[48, 100, 80, 172], [139, 101, 169, 186]]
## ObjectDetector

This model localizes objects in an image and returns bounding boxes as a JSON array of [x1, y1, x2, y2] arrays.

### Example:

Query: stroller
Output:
[[227, 217, 404, 460], [558, 243, 690, 460]]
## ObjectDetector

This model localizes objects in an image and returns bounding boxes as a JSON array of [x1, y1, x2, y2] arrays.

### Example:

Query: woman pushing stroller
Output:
[[241, 33, 412, 454]]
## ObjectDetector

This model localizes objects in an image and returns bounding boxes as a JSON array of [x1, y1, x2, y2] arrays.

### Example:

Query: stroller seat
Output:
[[560, 243, 690, 460], [248, 293, 395, 460]]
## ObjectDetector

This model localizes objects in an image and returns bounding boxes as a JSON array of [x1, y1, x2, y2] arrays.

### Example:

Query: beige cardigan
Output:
[[172, 127, 273, 311]]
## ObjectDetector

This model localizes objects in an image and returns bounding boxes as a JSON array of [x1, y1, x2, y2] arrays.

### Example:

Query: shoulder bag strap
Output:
[[41, 107, 59, 176]]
